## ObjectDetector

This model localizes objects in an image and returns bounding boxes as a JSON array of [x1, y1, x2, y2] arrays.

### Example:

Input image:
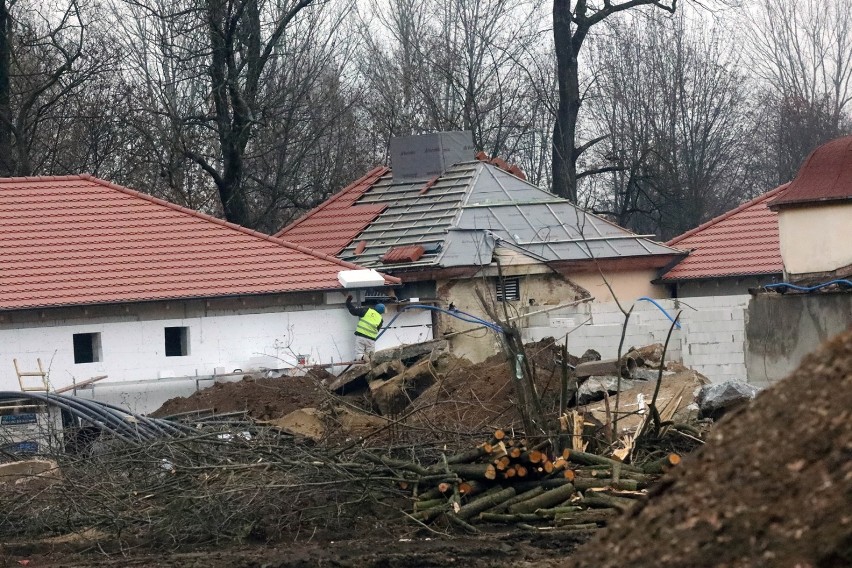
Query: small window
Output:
[[496, 277, 521, 301], [165, 327, 190, 357], [73, 333, 102, 364]]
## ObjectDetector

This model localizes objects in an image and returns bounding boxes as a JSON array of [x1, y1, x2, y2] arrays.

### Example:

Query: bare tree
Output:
[[357, 0, 550, 176], [747, 0, 852, 183], [114, 0, 365, 230], [551, 0, 677, 203], [0, 0, 112, 176], [585, 13, 758, 238]]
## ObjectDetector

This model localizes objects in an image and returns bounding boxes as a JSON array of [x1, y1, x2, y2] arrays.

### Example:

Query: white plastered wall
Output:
[[777, 203, 852, 276], [0, 301, 432, 392]]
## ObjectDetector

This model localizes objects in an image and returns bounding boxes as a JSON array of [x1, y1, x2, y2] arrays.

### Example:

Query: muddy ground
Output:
[[4, 332, 850, 567], [3, 529, 591, 568]]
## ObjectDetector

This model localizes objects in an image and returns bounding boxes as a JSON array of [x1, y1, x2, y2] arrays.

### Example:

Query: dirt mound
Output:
[[150, 370, 332, 420], [409, 338, 570, 432], [566, 329, 852, 568]]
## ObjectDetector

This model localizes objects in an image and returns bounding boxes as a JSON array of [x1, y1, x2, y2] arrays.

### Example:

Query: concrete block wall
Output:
[[678, 295, 749, 383], [520, 295, 751, 384]]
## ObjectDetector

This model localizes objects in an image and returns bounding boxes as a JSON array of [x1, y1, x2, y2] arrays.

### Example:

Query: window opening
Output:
[[165, 327, 190, 357], [73, 333, 102, 364]]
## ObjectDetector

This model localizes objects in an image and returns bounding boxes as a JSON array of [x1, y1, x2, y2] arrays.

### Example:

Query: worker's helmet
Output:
[[374, 303, 386, 314]]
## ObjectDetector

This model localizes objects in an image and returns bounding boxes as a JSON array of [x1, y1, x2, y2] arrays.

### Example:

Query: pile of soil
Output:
[[409, 338, 569, 431], [567, 328, 852, 568], [150, 369, 333, 420]]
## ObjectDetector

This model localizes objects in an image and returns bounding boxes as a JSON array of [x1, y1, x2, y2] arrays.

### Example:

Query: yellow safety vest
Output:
[[356, 309, 383, 340]]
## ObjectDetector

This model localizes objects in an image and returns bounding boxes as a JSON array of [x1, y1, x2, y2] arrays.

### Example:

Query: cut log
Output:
[[580, 491, 635, 511], [509, 483, 576, 515], [573, 478, 639, 492], [490, 441, 508, 460], [479, 512, 543, 523], [441, 463, 496, 481], [458, 479, 488, 497], [534, 505, 583, 518], [550, 522, 600, 531], [503, 467, 517, 479], [411, 504, 449, 522], [643, 453, 681, 474], [457, 487, 517, 520], [491, 429, 506, 442], [512, 477, 574, 493], [494, 456, 511, 471], [484, 486, 546, 514], [566, 449, 644, 473], [515, 465, 528, 478], [580, 468, 656, 484], [554, 508, 619, 525], [414, 498, 447, 512], [418, 481, 456, 500], [521, 450, 544, 464], [445, 513, 480, 533], [509, 447, 522, 459], [445, 443, 493, 465]]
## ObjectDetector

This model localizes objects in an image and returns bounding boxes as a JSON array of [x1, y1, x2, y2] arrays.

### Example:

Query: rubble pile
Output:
[[566, 328, 852, 568], [2, 334, 720, 555]]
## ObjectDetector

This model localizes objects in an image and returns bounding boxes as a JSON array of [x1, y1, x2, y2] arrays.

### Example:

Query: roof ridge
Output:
[[667, 183, 790, 246], [78, 174, 400, 284], [0, 174, 89, 183], [276, 166, 389, 236]]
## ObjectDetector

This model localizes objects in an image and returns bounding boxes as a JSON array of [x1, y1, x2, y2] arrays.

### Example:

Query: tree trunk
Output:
[[0, 1, 12, 176], [552, 0, 580, 202]]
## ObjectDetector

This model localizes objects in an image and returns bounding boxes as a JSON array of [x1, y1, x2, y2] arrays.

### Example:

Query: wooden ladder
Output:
[[13, 358, 49, 391]]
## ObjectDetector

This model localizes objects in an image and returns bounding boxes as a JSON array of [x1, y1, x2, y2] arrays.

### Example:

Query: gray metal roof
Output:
[[339, 161, 682, 270]]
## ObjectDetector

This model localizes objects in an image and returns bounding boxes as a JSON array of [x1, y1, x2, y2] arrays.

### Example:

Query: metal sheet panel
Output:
[[389, 131, 476, 182]]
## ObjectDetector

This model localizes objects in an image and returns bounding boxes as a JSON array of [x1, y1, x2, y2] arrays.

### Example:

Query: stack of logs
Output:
[[391, 430, 680, 534]]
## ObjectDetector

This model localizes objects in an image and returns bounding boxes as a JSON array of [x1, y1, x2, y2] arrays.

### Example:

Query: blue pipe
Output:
[[764, 279, 852, 293], [637, 297, 682, 329]]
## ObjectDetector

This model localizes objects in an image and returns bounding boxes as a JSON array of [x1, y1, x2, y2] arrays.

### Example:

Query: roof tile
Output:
[[0, 175, 398, 310], [381, 245, 425, 264], [274, 167, 388, 254], [772, 136, 852, 207], [662, 185, 788, 281]]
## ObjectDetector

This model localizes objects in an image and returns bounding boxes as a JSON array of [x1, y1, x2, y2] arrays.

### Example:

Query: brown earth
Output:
[[409, 338, 570, 432], [567, 328, 852, 568], [150, 370, 334, 420]]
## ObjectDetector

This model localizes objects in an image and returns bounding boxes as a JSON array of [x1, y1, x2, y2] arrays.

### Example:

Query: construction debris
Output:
[[696, 380, 759, 420], [1, 335, 712, 554]]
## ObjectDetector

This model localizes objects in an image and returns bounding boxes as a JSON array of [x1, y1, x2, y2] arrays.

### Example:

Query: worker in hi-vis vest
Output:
[[346, 295, 385, 361]]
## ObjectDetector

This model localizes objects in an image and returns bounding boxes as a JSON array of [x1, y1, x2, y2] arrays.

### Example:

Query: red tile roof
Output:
[[661, 185, 789, 281], [274, 167, 389, 255], [772, 135, 852, 208], [0, 175, 399, 310], [381, 245, 425, 264]]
